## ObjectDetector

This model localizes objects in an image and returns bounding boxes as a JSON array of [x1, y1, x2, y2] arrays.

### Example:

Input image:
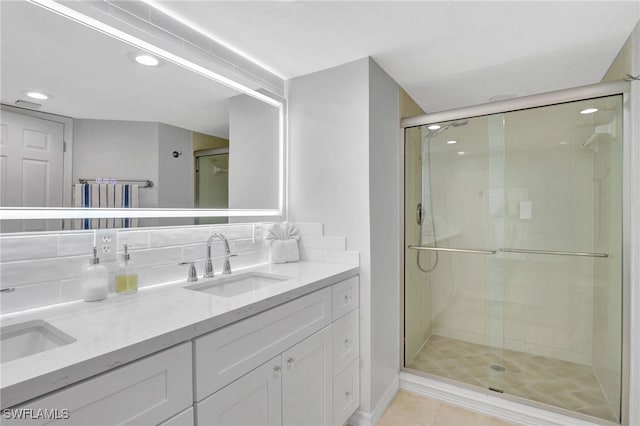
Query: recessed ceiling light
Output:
[[427, 125, 441, 130], [457, 151, 466, 156], [26, 91, 48, 100], [446, 140, 458, 144], [580, 108, 598, 114], [135, 54, 160, 67]]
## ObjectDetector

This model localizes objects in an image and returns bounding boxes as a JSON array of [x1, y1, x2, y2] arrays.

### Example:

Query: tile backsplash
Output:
[[0, 223, 266, 314], [0, 222, 358, 314]]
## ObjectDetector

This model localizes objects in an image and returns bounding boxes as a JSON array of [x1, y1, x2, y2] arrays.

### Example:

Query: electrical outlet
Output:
[[95, 230, 117, 262]]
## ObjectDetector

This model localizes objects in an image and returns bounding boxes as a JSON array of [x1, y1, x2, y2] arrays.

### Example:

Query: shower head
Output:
[[424, 119, 469, 138]]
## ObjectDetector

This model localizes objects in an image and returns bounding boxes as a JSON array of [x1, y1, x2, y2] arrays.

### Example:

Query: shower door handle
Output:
[[408, 246, 497, 255], [499, 248, 609, 258]]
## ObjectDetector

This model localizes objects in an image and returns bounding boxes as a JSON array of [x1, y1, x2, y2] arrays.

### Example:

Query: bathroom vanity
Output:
[[0, 262, 359, 426]]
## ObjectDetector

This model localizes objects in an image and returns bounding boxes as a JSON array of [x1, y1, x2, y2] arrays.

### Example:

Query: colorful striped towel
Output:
[[73, 183, 139, 229]]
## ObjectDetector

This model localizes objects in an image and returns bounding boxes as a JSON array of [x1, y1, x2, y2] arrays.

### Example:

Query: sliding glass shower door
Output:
[[403, 94, 623, 422]]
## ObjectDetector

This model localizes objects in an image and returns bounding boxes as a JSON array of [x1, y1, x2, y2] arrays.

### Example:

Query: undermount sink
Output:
[[1, 320, 76, 363], [185, 272, 289, 298]]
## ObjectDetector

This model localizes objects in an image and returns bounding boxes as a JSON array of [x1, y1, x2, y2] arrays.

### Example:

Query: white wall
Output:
[[73, 119, 159, 208], [228, 94, 279, 210], [288, 58, 373, 413], [627, 19, 640, 426], [288, 57, 401, 420], [368, 60, 400, 408]]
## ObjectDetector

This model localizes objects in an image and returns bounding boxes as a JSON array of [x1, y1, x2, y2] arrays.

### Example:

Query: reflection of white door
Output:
[[1, 109, 64, 231]]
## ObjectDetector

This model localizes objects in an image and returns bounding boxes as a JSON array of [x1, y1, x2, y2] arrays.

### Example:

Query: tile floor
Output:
[[406, 335, 618, 422], [377, 390, 514, 426]]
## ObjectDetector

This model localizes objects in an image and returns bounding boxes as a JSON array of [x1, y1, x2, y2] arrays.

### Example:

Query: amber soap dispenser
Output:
[[115, 244, 138, 294]]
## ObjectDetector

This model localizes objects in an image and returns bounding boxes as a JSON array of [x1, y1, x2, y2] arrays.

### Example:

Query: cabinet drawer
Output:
[[332, 308, 359, 377], [195, 287, 331, 400], [333, 359, 360, 426], [332, 276, 359, 321], [7, 343, 192, 426]]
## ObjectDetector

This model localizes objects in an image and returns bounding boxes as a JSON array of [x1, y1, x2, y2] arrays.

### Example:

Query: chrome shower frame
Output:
[[399, 80, 634, 425]]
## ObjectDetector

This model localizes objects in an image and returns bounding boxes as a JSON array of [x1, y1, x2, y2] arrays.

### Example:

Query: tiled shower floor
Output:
[[406, 335, 618, 422]]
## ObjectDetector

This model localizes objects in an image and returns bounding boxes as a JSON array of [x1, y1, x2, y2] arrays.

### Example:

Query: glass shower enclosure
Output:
[[403, 92, 624, 423]]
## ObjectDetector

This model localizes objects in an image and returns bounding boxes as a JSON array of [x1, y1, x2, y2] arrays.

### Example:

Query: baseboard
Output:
[[399, 372, 607, 426], [348, 374, 400, 426]]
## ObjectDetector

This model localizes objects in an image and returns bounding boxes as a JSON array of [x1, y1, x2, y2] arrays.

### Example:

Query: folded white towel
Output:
[[266, 223, 300, 242], [269, 239, 300, 264], [266, 223, 300, 263]]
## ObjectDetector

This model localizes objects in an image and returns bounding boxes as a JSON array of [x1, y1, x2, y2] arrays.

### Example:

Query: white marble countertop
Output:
[[0, 261, 359, 408]]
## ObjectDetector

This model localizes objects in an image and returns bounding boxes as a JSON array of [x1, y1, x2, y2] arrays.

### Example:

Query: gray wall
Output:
[[368, 59, 400, 410], [158, 123, 194, 209], [73, 119, 159, 208], [229, 94, 280, 210]]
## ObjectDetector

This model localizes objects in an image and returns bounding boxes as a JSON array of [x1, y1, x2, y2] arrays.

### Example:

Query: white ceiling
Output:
[[152, 1, 640, 113], [0, 1, 242, 137]]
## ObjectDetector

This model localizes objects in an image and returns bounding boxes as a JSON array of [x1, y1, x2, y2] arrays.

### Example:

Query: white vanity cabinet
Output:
[[3, 272, 359, 426], [6, 343, 193, 426], [195, 276, 360, 426], [198, 327, 333, 426]]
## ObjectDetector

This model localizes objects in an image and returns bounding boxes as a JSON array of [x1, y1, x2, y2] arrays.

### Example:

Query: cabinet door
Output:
[[282, 326, 332, 426], [196, 356, 282, 426]]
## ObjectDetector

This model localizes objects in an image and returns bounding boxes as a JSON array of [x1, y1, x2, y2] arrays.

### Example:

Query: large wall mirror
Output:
[[0, 0, 284, 232]]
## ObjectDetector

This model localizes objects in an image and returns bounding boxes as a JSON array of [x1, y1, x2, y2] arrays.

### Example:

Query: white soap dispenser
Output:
[[83, 247, 109, 302]]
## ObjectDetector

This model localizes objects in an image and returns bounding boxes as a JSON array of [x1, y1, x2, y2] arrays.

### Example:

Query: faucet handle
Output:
[[179, 262, 198, 282]]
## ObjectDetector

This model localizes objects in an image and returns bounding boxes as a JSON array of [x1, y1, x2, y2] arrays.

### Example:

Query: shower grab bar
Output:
[[408, 246, 497, 255], [499, 248, 609, 258]]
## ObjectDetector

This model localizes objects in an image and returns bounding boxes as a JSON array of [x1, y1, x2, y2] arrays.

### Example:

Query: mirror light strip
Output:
[[0, 209, 282, 220]]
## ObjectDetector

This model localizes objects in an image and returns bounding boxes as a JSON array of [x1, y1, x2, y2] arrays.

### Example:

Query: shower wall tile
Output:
[[427, 123, 598, 365]]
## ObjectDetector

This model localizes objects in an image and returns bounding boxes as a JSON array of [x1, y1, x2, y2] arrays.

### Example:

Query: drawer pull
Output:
[[345, 391, 352, 399], [273, 365, 281, 376], [287, 357, 295, 368], [344, 294, 351, 303], [345, 338, 351, 347]]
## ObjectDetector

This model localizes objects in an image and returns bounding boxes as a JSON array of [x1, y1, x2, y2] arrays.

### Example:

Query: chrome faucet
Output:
[[179, 262, 198, 282], [204, 232, 235, 278]]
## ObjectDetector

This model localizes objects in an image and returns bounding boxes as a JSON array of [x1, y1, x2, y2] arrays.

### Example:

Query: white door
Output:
[[282, 327, 333, 426], [0, 109, 64, 231], [197, 355, 283, 426]]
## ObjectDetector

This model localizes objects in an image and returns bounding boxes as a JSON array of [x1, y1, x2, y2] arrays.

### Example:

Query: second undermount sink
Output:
[[1, 320, 76, 364], [185, 272, 290, 298]]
